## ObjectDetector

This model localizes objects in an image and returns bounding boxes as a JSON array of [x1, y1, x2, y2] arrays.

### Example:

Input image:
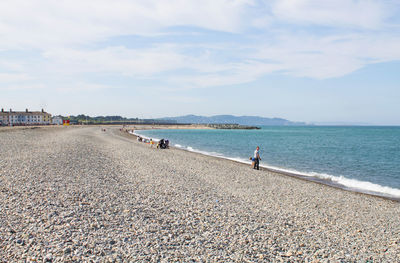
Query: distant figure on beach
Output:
[[253, 146, 261, 170], [157, 139, 164, 149], [150, 139, 154, 148]]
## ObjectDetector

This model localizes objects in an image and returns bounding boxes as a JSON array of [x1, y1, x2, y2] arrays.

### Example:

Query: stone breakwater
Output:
[[0, 127, 399, 262]]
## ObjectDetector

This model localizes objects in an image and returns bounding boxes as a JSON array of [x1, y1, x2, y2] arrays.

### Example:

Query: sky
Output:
[[0, 0, 400, 125]]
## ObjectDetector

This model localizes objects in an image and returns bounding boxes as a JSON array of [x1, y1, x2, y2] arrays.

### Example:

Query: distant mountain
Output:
[[161, 115, 307, 126]]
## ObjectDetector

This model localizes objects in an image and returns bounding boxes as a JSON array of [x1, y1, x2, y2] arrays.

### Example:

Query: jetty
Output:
[[205, 123, 260, 129]]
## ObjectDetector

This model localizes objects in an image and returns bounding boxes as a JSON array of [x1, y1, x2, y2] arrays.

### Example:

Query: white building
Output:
[[0, 108, 52, 126], [52, 116, 63, 125]]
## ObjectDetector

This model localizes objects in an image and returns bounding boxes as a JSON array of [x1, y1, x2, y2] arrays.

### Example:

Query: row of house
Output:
[[0, 108, 62, 126]]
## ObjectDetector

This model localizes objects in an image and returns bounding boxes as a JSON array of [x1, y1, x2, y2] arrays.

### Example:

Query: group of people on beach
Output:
[[131, 126, 259, 168], [137, 136, 169, 149], [137, 136, 151, 144]]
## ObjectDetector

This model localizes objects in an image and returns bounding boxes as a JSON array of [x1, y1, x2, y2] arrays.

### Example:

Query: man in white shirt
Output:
[[254, 146, 261, 170]]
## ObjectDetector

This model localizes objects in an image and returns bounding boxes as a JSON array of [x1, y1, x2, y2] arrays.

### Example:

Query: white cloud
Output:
[[42, 46, 188, 76], [0, 83, 46, 91], [252, 33, 400, 79], [0, 73, 31, 82], [0, 0, 399, 92], [41, 45, 286, 88], [166, 60, 284, 88], [271, 0, 390, 29], [0, 0, 255, 49], [54, 83, 115, 92]]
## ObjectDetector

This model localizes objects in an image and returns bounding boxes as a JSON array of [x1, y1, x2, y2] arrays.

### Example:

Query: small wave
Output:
[[258, 165, 400, 199], [325, 174, 400, 198], [183, 146, 226, 158]]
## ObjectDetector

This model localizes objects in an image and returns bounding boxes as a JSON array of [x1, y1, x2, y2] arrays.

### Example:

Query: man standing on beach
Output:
[[254, 146, 261, 170]]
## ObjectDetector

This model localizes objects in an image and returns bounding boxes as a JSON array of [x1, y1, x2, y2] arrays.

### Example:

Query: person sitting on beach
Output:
[[157, 139, 164, 149], [253, 146, 261, 170], [165, 139, 169, 148]]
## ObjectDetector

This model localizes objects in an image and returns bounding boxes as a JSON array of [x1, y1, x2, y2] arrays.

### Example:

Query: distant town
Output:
[[0, 108, 178, 126]]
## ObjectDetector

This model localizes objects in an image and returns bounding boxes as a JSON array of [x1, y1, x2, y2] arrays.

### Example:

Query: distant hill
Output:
[[161, 115, 306, 126]]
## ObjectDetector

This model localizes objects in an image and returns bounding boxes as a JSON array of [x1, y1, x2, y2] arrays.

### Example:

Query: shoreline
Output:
[[128, 128, 400, 202]]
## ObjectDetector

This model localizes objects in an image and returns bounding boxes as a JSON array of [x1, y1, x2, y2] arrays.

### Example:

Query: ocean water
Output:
[[134, 126, 400, 199]]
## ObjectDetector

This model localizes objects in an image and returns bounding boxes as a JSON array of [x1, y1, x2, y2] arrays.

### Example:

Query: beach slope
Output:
[[0, 127, 399, 261]]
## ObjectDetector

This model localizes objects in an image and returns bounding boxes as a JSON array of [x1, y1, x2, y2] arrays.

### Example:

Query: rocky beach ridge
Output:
[[0, 126, 399, 261]]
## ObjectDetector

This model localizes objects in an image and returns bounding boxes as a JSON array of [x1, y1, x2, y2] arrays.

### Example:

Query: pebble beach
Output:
[[0, 126, 399, 262]]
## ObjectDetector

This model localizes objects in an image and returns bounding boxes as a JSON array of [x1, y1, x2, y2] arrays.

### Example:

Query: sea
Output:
[[134, 126, 400, 200]]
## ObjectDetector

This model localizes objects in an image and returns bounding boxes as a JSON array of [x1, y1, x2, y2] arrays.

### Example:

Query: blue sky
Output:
[[1, 0, 400, 125]]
